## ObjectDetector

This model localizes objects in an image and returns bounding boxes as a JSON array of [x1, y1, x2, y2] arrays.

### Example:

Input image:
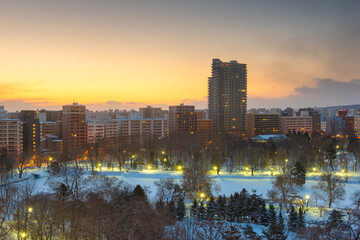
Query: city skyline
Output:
[[1, 0, 359, 111]]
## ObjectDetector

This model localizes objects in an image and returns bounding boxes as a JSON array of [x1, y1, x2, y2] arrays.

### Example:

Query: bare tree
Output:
[[46, 166, 86, 200], [312, 172, 345, 208], [0, 183, 16, 239], [182, 152, 219, 200], [268, 174, 297, 210]]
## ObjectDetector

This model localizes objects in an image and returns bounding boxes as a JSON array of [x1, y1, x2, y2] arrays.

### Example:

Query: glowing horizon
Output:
[[1, 0, 359, 111]]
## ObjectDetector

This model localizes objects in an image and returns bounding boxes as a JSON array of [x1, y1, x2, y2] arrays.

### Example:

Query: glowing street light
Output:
[[162, 151, 165, 155], [213, 166, 218, 171], [336, 145, 340, 149], [285, 159, 288, 163], [312, 167, 317, 171], [245, 167, 249, 171], [147, 165, 152, 170], [341, 169, 345, 173], [28, 207, 33, 213], [21, 233, 26, 238], [305, 195, 310, 211], [200, 193, 205, 199], [49, 157, 53, 161], [163, 158, 167, 162], [177, 166, 182, 171]]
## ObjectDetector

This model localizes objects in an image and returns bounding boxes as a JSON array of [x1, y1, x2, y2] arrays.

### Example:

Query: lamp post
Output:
[[305, 195, 310, 212]]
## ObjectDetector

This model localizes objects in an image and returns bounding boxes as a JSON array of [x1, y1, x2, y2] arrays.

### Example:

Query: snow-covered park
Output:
[[20, 166, 360, 210]]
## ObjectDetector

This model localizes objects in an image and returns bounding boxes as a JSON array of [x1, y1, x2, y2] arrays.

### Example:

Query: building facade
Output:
[[169, 104, 195, 135], [247, 114, 280, 138], [0, 119, 23, 158], [62, 103, 88, 158], [88, 123, 105, 144], [20, 110, 41, 155], [121, 119, 168, 142], [280, 116, 313, 134], [208, 59, 247, 136]]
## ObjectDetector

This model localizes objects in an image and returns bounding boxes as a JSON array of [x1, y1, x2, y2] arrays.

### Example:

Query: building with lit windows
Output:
[[280, 116, 313, 134], [62, 103, 88, 158], [169, 104, 195, 135], [195, 111, 213, 145], [208, 59, 247, 136], [0, 119, 23, 158], [88, 123, 105, 144], [20, 110, 41, 155], [247, 114, 280, 138], [121, 119, 168, 143]]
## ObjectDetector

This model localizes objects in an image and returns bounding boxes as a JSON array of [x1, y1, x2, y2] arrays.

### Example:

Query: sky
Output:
[[0, 0, 359, 111]]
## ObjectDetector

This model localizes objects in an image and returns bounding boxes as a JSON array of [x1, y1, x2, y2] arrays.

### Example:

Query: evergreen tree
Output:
[[277, 211, 286, 238], [248, 191, 260, 223], [262, 204, 287, 240], [206, 196, 216, 219], [176, 196, 186, 221], [216, 195, 227, 220], [167, 199, 176, 220], [57, 183, 70, 201], [297, 206, 305, 228], [133, 185, 147, 201], [326, 141, 337, 171], [292, 161, 306, 186], [327, 209, 344, 229], [197, 200, 205, 220], [227, 194, 236, 222], [260, 201, 269, 226], [288, 205, 298, 231], [190, 199, 198, 219], [268, 203, 276, 222], [242, 224, 261, 240], [239, 189, 249, 221]]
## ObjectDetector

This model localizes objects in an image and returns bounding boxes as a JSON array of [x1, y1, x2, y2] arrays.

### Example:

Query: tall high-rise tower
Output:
[[208, 59, 247, 136], [62, 103, 88, 158]]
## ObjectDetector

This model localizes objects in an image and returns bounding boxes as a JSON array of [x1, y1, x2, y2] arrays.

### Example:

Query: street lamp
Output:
[[177, 166, 182, 171], [162, 151, 165, 155], [28, 207, 33, 213], [200, 193, 205, 199], [305, 195, 310, 211], [21, 233, 26, 238], [147, 165, 152, 170]]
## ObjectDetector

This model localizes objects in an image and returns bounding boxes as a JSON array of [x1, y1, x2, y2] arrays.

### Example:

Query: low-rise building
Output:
[[280, 116, 313, 134], [0, 119, 23, 158]]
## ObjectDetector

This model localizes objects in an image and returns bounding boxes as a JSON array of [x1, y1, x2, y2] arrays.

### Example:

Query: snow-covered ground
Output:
[[13, 166, 360, 239], [19, 166, 360, 210]]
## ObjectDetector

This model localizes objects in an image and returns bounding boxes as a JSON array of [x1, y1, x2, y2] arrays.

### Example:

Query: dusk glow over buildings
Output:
[[0, 1, 360, 239]]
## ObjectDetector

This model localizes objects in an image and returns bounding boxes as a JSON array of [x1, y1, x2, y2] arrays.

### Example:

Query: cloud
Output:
[[249, 78, 360, 109], [180, 97, 207, 109]]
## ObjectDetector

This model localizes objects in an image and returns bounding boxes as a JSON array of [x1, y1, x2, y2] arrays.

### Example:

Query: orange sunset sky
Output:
[[1, 0, 359, 111]]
